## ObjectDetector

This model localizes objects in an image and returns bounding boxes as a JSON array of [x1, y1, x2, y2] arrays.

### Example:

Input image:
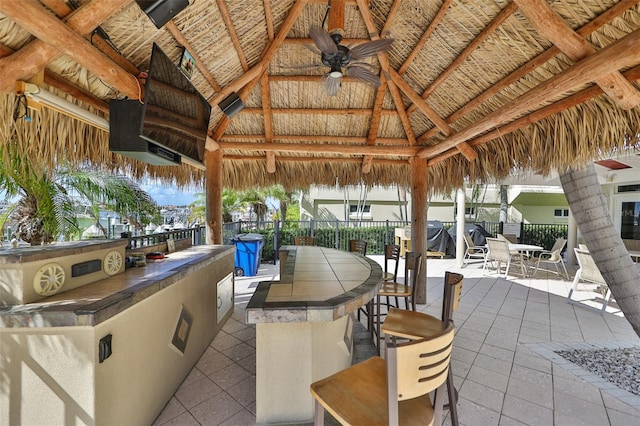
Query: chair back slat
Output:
[[548, 238, 567, 261], [349, 239, 368, 256], [486, 237, 510, 262], [390, 323, 455, 403], [384, 244, 401, 280], [575, 248, 605, 284], [405, 252, 422, 310], [294, 236, 315, 246], [463, 234, 476, 253], [443, 271, 464, 323]]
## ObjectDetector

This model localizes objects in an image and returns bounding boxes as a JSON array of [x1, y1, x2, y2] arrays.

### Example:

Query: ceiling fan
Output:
[[308, 25, 394, 96]]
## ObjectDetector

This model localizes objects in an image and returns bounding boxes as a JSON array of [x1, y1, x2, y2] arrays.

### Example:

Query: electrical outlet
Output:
[[99, 334, 112, 363]]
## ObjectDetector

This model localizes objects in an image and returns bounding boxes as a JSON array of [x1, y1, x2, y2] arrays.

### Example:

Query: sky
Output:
[[140, 180, 202, 206]]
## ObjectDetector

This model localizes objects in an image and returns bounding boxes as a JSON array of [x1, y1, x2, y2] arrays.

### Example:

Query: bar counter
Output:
[[1, 244, 234, 327], [1, 241, 235, 425], [246, 245, 383, 424]]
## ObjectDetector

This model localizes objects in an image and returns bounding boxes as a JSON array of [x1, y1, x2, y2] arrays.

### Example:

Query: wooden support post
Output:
[[205, 149, 223, 244], [411, 158, 428, 304]]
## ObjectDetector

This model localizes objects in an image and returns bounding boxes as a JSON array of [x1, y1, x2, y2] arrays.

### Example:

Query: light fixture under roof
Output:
[[16, 81, 108, 131]]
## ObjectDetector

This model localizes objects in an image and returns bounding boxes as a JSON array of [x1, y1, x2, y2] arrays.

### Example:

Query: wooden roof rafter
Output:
[[0, 0, 136, 95], [397, 0, 453, 76], [209, 0, 310, 143], [362, 78, 388, 174], [417, 28, 640, 160], [165, 21, 223, 93], [216, 0, 250, 72], [514, 0, 640, 110], [429, 63, 640, 167], [355, 0, 477, 162], [418, 0, 640, 147]]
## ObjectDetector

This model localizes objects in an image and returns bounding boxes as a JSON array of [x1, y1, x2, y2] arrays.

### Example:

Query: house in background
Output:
[[301, 183, 571, 225], [300, 151, 640, 248]]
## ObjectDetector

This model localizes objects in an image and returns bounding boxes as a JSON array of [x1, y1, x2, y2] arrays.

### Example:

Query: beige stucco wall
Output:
[[0, 250, 234, 425], [255, 315, 351, 424]]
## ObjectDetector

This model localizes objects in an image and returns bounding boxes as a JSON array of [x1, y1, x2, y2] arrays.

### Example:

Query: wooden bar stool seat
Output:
[[374, 251, 422, 353], [310, 321, 455, 426], [381, 271, 464, 426]]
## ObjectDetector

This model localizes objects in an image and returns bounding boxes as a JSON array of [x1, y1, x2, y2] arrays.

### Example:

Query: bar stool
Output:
[[374, 251, 422, 353], [348, 239, 367, 255], [382, 244, 401, 282], [294, 236, 315, 246], [310, 320, 455, 426], [382, 271, 464, 426]]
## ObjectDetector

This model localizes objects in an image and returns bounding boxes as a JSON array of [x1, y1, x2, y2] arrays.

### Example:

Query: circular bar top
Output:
[[246, 246, 383, 324]]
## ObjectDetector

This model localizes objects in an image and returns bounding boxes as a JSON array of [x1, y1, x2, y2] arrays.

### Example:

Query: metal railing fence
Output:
[[222, 220, 568, 263]]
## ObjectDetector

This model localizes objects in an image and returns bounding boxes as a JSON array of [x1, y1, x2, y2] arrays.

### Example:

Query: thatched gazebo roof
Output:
[[1, 0, 639, 193]]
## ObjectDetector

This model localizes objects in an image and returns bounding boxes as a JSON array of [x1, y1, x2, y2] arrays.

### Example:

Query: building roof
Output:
[[1, 0, 639, 192]]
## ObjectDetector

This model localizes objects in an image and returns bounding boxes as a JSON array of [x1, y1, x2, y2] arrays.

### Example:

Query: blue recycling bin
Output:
[[232, 233, 264, 277]]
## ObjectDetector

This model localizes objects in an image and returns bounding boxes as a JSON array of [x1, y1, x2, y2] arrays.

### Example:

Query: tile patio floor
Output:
[[153, 256, 640, 426]]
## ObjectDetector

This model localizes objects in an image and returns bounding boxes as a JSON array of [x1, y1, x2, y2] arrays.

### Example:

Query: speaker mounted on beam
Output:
[[135, 0, 189, 29], [218, 92, 244, 119]]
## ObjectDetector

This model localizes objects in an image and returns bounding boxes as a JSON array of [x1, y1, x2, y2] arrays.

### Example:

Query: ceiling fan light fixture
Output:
[[329, 70, 343, 78]]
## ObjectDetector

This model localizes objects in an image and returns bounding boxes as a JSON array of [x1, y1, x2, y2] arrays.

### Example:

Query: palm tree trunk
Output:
[[560, 164, 640, 337]]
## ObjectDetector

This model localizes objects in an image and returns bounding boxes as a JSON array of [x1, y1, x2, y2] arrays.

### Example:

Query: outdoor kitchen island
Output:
[[246, 245, 383, 424], [0, 240, 235, 426]]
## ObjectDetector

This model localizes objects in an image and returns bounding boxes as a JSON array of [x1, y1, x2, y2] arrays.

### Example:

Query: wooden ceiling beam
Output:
[[514, 0, 640, 110], [218, 141, 420, 156], [241, 107, 396, 115], [221, 134, 407, 144], [216, 0, 249, 71], [445, 0, 640, 131], [263, 0, 275, 39], [0, 0, 136, 96], [307, 0, 363, 4], [428, 2, 515, 99], [209, 0, 309, 140], [224, 155, 408, 166], [362, 77, 389, 174], [353, 0, 425, 166], [398, 0, 452, 75], [406, 1, 516, 116], [165, 21, 222, 93], [0, 41, 109, 114], [417, 28, 640, 159], [328, 0, 345, 31], [380, 0, 402, 36], [40, 0, 72, 17], [261, 72, 276, 173], [43, 72, 109, 114], [429, 64, 640, 167], [356, 0, 476, 162]]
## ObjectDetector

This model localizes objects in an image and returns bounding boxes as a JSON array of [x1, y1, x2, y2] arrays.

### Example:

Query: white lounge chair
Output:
[[567, 248, 611, 314]]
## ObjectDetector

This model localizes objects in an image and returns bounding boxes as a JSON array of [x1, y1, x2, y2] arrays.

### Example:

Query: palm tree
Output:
[[560, 164, 640, 337], [0, 142, 159, 244], [221, 189, 246, 223]]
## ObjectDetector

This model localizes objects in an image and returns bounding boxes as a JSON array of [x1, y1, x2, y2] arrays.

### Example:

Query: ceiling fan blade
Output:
[[324, 74, 342, 96], [303, 43, 321, 55], [346, 65, 381, 86], [349, 38, 394, 61], [310, 26, 338, 55]]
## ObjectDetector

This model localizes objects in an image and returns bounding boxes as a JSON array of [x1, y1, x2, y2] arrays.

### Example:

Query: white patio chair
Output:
[[567, 248, 611, 314], [462, 234, 487, 267], [530, 237, 569, 279], [483, 237, 528, 278]]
